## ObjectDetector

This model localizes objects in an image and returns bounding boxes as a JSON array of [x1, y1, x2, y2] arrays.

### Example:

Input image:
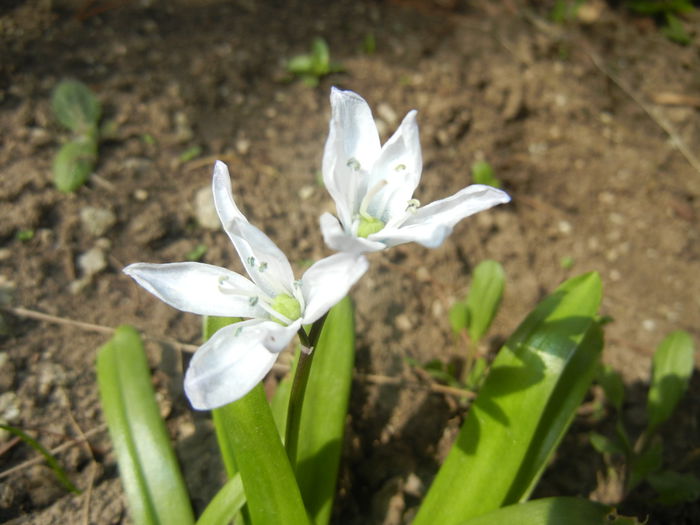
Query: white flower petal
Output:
[[300, 252, 369, 323], [323, 88, 381, 228], [225, 219, 296, 298], [123, 262, 265, 317], [212, 161, 247, 227], [367, 110, 422, 221], [405, 184, 511, 228], [184, 319, 299, 410], [375, 185, 511, 248], [320, 212, 385, 254]]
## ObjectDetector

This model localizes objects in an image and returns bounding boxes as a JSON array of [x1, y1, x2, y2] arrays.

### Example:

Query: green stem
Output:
[[285, 314, 328, 467]]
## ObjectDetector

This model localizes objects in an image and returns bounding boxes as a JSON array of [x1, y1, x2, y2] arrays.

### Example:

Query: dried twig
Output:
[[5, 306, 475, 399]]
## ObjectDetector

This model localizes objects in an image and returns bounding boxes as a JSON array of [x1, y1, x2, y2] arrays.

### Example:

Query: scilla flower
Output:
[[320, 87, 511, 253], [124, 161, 368, 410]]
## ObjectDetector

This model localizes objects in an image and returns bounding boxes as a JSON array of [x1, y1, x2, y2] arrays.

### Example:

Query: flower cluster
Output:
[[124, 88, 510, 410]]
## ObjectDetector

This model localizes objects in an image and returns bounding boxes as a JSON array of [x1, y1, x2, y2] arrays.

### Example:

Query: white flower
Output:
[[124, 161, 368, 410], [320, 87, 512, 253]]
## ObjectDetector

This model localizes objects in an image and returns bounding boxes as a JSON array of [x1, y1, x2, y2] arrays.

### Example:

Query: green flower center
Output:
[[270, 293, 301, 324], [357, 216, 385, 238]]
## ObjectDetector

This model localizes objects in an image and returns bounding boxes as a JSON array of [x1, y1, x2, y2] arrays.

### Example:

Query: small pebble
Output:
[[80, 206, 117, 237], [78, 246, 107, 277], [195, 185, 220, 230]]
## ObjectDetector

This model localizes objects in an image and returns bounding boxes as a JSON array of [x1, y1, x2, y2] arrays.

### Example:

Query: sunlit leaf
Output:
[[414, 272, 604, 525], [53, 138, 97, 193], [52, 79, 101, 133], [97, 325, 194, 525], [213, 385, 311, 525], [465, 260, 505, 344], [470, 161, 502, 188], [448, 301, 469, 335], [294, 297, 355, 525]]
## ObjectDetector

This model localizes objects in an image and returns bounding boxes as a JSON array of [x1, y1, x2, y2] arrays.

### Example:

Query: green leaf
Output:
[[196, 473, 246, 525], [52, 79, 101, 133], [662, 13, 691, 45], [646, 330, 695, 431], [270, 356, 296, 441], [470, 161, 502, 188], [414, 272, 604, 525], [204, 316, 240, 478], [597, 364, 625, 411], [294, 297, 355, 525], [448, 301, 469, 335], [287, 54, 315, 74], [628, 438, 663, 491], [458, 497, 641, 525], [465, 260, 505, 344], [589, 431, 627, 456], [97, 325, 194, 525], [647, 470, 700, 505], [311, 37, 330, 74], [213, 385, 311, 525], [53, 138, 97, 192], [0, 424, 81, 494]]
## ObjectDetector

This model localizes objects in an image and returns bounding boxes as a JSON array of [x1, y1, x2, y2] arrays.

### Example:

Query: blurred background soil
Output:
[[0, 0, 698, 523]]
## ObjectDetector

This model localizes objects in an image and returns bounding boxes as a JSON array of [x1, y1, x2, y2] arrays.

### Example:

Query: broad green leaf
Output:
[[465, 260, 505, 344], [470, 161, 502, 188], [458, 497, 640, 525], [597, 364, 625, 411], [647, 330, 695, 431], [52, 79, 101, 133], [0, 424, 81, 494], [448, 301, 469, 335], [414, 272, 603, 525], [53, 138, 97, 192], [97, 325, 194, 525], [647, 470, 700, 505], [196, 473, 246, 525], [204, 316, 241, 478], [294, 297, 355, 525], [214, 385, 310, 525]]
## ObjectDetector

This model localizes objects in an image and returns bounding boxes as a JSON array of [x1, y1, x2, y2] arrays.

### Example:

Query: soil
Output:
[[1, 1, 699, 524]]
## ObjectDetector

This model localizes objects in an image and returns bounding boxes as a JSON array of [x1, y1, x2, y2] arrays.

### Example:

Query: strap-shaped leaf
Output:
[[294, 297, 355, 525], [196, 473, 246, 525], [0, 424, 80, 494], [457, 497, 641, 525], [214, 384, 311, 525], [414, 272, 603, 525], [97, 325, 194, 525], [647, 330, 695, 432]]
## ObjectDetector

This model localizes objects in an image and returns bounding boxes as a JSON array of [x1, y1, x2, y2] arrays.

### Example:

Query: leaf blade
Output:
[[414, 272, 603, 525], [97, 325, 194, 525]]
